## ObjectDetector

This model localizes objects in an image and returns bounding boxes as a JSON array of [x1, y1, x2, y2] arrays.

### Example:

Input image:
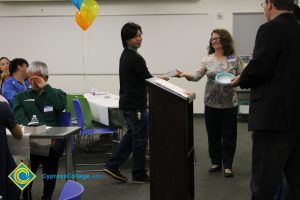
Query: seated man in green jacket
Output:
[[13, 61, 66, 200]]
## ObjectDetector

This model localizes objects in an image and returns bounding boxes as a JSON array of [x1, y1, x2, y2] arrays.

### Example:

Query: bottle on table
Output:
[[28, 115, 40, 126]]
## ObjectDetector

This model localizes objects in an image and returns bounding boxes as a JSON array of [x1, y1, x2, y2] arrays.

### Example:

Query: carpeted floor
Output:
[[29, 115, 253, 200]]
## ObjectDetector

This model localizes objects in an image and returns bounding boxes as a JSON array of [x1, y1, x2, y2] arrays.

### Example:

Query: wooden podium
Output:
[[146, 78, 196, 200]]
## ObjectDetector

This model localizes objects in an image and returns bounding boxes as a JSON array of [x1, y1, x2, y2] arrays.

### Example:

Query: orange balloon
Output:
[[80, 0, 99, 24], [75, 11, 90, 31]]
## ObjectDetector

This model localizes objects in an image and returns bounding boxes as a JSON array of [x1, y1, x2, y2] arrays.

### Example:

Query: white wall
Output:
[[0, 0, 266, 113]]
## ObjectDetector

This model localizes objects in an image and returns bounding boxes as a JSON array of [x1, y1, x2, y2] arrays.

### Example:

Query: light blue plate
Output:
[[215, 72, 235, 85]]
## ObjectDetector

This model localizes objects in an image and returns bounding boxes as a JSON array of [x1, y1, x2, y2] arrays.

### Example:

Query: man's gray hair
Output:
[[27, 61, 49, 77]]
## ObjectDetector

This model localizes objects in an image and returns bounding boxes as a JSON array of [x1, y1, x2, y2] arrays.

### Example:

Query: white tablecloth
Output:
[[7, 126, 54, 163], [84, 92, 119, 126], [7, 128, 30, 164]]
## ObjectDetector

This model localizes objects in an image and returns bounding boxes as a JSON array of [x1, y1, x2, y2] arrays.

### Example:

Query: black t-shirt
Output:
[[0, 102, 20, 198], [119, 48, 153, 111], [0, 101, 17, 135]]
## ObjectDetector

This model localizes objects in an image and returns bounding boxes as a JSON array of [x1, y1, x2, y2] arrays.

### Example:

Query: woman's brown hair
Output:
[[208, 29, 235, 57]]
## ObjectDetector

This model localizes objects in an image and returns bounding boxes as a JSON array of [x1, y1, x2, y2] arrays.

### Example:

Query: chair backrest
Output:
[[59, 180, 84, 200], [72, 97, 94, 128], [72, 99, 85, 130], [77, 97, 93, 129], [66, 94, 84, 120], [58, 112, 72, 127], [58, 111, 74, 150]]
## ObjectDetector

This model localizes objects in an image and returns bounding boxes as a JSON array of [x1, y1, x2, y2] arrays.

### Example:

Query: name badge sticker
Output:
[[24, 99, 35, 102], [44, 106, 53, 112], [227, 55, 236, 62]]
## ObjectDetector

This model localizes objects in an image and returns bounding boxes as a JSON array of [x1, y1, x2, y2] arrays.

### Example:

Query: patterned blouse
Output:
[[187, 54, 244, 109]]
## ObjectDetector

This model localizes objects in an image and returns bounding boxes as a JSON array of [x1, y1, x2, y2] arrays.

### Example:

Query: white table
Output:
[[7, 129, 30, 164], [84, 92, 122, 126], [7, 127, 81, 178]]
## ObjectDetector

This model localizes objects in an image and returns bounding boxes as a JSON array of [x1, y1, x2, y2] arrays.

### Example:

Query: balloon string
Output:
[[83, 31, 87, 93]]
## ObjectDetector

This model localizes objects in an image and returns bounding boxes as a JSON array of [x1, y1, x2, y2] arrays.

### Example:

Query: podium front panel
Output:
[[147, 82, 194, 200]]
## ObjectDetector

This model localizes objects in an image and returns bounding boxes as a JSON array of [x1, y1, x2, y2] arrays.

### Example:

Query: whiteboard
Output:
[[0, 16, 84, 74], [87, 14, 214, 74], [233, 13, 266, 56], [0, 14, 214, 75]]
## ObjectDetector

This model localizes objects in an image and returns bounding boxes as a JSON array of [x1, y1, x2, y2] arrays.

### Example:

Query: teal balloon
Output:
[[72, 0, 83, 10]]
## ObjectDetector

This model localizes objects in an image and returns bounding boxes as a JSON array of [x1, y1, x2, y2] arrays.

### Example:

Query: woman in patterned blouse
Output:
[[177, 29, 244, 178]]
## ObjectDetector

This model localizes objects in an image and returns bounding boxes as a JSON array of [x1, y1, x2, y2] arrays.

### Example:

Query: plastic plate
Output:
[[215, 72, 235, 85]]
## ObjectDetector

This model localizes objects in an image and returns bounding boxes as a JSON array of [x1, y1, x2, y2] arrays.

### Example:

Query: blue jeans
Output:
[[105, 109, 149, 178]]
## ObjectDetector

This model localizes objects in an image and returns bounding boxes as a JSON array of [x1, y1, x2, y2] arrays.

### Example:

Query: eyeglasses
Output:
[[210, 37, 220, 42], [261, 1, 267, 8]]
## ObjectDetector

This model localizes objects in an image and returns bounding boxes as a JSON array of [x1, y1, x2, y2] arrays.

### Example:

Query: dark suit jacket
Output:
[[239, 13, 300, 131]]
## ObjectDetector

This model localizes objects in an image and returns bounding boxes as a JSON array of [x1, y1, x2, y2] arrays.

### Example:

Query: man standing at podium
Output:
[[103, 22, 152, 183]]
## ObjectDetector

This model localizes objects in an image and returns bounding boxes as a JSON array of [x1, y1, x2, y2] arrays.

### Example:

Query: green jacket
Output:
[[13, 84, 66, 126], [13, 84, 67, 155]]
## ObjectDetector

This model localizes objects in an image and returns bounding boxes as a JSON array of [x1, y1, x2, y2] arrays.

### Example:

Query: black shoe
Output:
[[132, 174, 150, 184], [102, 167, 128, 182], [208, 165, 222, 172], [41, 196, 52, 200], [23, 189, 32, 200], [224, 169, 234, 178]]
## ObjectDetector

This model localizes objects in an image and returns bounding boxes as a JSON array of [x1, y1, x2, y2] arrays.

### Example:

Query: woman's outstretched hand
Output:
[[176, 69, 189, 78]]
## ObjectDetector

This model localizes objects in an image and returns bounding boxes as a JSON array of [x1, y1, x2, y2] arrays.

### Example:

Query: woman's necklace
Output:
[[213, 54, 226, 63]]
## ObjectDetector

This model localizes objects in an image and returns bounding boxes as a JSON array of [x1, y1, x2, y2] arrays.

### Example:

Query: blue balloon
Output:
[[72, 0, 84, 10]]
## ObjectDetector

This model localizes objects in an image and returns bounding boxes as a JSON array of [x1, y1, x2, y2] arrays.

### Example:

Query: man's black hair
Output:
[[9, 58, 28, 75], [121, 22, 142, 48], [269, 0, 294, 11], [294, 4, 300, 21]]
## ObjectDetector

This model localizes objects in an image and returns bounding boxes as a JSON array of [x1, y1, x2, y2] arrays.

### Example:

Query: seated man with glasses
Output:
[[13, 61, 66, 200]]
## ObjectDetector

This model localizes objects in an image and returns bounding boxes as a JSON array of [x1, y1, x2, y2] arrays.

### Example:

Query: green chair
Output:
[[66, 94, 84, 124]]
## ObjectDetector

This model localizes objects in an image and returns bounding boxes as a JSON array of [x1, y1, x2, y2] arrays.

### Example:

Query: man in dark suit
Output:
[[231, 0, 300, 199], [294, 3, 300, 21]]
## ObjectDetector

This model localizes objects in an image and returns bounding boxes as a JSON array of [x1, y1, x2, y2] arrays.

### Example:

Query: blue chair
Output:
[[59, 112, 75, 151], [58, 112, 77, 179], [59, 112, 73, 126], [59, 180, 84, 200], [72, 98, 117, 150], [66, 94, 84, 125], [72, 98, 117, 172]]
